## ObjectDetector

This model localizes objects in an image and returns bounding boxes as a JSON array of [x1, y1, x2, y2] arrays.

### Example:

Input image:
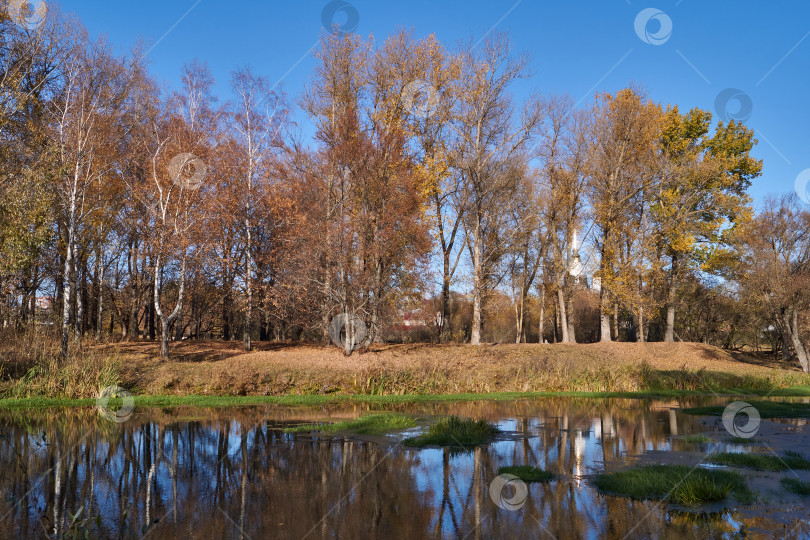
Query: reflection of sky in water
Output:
[[408, 410, 693, 538], [2, 399, 809, 538]]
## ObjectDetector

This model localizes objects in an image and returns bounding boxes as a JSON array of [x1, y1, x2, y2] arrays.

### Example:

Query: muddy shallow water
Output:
[[0, 397, 808, 539]]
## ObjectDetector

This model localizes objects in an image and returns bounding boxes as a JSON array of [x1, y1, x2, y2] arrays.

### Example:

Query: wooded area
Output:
[[1, 6, 807, 372]]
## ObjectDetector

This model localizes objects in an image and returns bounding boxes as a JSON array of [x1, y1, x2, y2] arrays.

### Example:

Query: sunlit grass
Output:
[[707, 451, 810, 471], [498, 465, 554, 482], [594, 465, 752, 505], [681, 434, 711, 444], [2, 385, 810, 411], [284, 413, 416, 435], [403, 416, 499, 448]]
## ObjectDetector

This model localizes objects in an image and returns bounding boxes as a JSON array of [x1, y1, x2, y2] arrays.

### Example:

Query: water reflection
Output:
[[0, 398, 807, 539]]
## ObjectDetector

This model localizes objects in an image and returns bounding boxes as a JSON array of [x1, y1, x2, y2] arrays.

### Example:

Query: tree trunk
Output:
[[127, 242, 139, 340], [785, 308, 810, 373], [60, 221, 75, 359], [441, 251, 452, 342], [160, 317, 170, 359], [637, 307, 645, 343], [471, 219, 482, 345], [553, 301, 559, 343], [155, 256, 186, 360], [74, 259, 83, 344], [514, 291, 524, 344], [599, 286, 612, 343], [664, 254, 678, 342], [612, 301, 619, 341], [538, 281, 545, 343], [243, 225, 252, 351], [598, 243, 612, 342], [566, 294, 576, 343], [557, 287, 569, 343], [96, 248, 104, 340]]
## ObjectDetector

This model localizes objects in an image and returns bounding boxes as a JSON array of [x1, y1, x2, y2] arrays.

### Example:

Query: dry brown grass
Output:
[[0, 330, 122, 398], [101, 340, 810, 397]]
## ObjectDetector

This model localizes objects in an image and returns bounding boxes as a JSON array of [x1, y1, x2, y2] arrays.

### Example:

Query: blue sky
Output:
[[67, 0, 810, 209]]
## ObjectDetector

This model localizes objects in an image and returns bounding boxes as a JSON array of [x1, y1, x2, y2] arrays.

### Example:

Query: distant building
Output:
[[35, 296, 53, 310], [569, 230, 597, 292], [399, 307, 440, 327]]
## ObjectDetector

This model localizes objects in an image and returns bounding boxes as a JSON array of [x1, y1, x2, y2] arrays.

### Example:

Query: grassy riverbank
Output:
[[1, 336, 809, 402], [0, 385, 809, 411]]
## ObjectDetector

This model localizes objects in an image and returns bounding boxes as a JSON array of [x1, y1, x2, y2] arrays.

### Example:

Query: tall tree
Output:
[[453, 31, 543, 345], [228, 67, 287, 350], [51, 35, 132, 357], [586, 88, 663, 342], [655, 109, 762, 341], [740, 195, 810, 372]]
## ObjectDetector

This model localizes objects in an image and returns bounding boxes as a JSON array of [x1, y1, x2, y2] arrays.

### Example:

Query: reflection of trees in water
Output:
[[0, 401, 805, 538]]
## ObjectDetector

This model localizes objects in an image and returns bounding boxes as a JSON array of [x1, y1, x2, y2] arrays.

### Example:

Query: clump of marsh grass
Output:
[[708, 451, 810, 471], [594, 465, 752, 505], [781, 478, 810, 495], [498, 465, 554, 482], [403, 416, 499, 448], [681, 434, 712, 444]]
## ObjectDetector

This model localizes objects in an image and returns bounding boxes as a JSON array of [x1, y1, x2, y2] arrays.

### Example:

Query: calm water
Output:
[[0, 398, 808, 539]]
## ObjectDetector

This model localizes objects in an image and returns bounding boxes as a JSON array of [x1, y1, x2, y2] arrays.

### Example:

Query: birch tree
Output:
[[229, 67, 287, 350], [52, 36, 130, 357]]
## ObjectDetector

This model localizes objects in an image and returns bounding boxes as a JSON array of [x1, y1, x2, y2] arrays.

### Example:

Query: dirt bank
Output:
[[106, 341, 808, 397]]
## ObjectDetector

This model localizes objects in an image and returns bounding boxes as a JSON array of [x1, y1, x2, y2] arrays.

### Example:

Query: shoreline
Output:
[[1, 385, 809, 410]]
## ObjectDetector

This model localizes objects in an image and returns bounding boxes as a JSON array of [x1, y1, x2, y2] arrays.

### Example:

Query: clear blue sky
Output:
[[67, 0, 810, 209]]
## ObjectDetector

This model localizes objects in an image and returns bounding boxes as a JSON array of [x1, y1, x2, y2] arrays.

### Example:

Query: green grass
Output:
[[781, 478, 810, 495], [707, 451, 810, 471], [593, 465, 753, 505], [681, 435, 712, 444], [0, 385, 809, 411], [0, 386, 810, 412], [403, 416, 499, 448], [498, 465, 554, 482], [683, 401, 810, 419], [283, 413, 416, 435]]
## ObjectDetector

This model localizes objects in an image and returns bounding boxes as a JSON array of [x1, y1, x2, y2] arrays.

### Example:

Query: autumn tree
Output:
[[586, 88, 664, 342], [0, 5, 74, 325], [228, 67, 287, 350], [740, 195, 810, 372], [302, 31, 433, 354], [51, 34, 133, 357], [536, 96, 589, 343], [655, 108, 761, 342], [453, 31, 543, 345]]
